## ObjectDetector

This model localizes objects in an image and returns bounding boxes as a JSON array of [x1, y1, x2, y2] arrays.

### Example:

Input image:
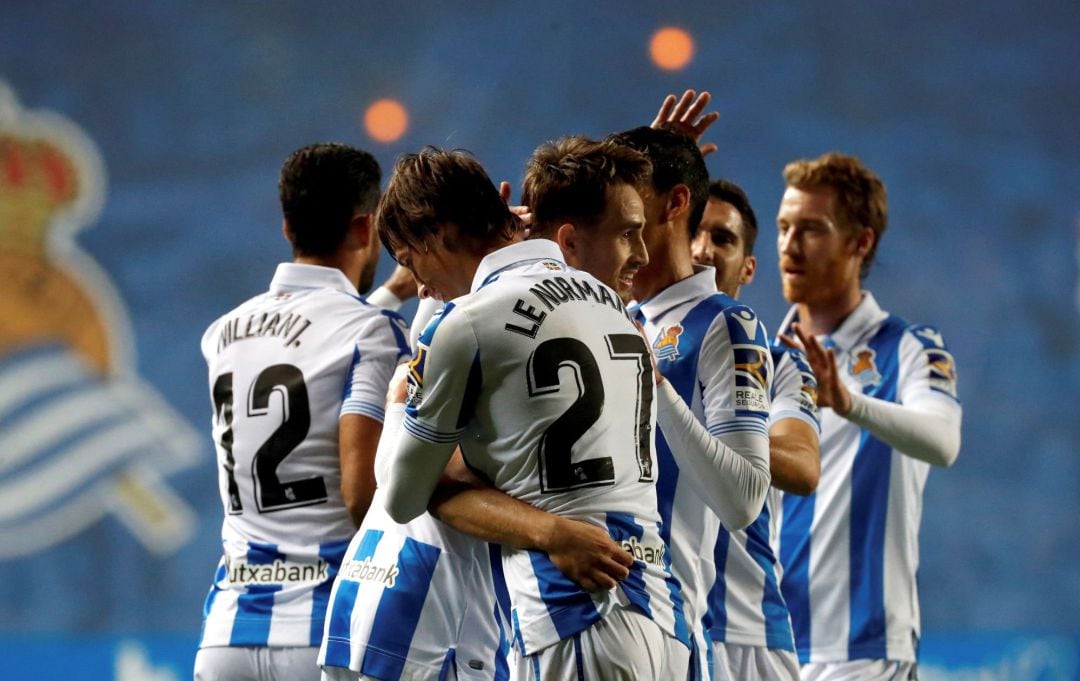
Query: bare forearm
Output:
[[768, 418, 820, 496], [429, 483, 554, 550]]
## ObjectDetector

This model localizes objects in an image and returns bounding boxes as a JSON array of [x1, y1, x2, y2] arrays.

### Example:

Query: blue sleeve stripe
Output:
[[769, 409, 821, 433], [340, 400, 386, 423], [403, 416, 463, 444], [707, 421, 769, 438]]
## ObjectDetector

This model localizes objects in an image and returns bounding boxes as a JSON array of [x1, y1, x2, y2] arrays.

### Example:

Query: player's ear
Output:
[[554, 222, 577, 254], [282, 219, 294, 245], [853, 226, 875, 259], [349, 213, 375, 249], [663, 185, 691, 224], [741, 254, 757, 286]]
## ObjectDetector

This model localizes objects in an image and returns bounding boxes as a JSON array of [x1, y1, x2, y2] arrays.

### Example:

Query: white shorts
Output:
[[511, 606, 690, 681], [194, 646, 320, 681], [710, 642, 799, 681], [800, 659, 917, 681]]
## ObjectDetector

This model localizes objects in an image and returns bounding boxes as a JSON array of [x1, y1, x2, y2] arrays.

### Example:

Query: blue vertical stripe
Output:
[[745, 504, 795, 652], [490, 543, 513, 680], [706, 529, 730, 640], [780, 492, 814, 661], [605, 512, 651, 618], [573, 633, 586, 681], [362, 536, 442, 680], [309, 539, 350, 646], [230, 542, 285, 646], [437, 647, 456, 681], [323, 529, 384, 668], [528, 550, 601, 641], [848, 317, 903, 660]]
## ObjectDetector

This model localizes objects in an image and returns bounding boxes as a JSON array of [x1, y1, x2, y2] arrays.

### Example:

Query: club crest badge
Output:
[[849, 347, 882, 387], [0, 81, 201, 560], [653, 324, 684, 361]]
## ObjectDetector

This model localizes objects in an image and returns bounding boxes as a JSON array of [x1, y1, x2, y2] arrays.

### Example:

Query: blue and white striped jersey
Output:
[[319, 487, 510, 680], [198, 263, 410, 648], [632, 267, 772, 675], [776, 292, 961, 664], [706, 345, 821, 658], [393, 239, 689, 656]]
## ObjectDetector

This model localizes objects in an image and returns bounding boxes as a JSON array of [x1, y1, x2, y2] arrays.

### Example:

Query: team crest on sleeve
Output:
[[406, 346, 426, 407], [926, 348, 958, 397], [788, 349, 820, 417], [849, 348, 882, 387], [734, 346, 770, 413], [653, 325, 684, 361]]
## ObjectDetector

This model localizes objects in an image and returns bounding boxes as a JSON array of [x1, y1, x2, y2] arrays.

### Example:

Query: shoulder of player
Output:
[[698, 296, 768, 347]]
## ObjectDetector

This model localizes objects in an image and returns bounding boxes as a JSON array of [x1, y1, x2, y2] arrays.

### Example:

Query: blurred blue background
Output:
[[2, 1, 1078, 678]]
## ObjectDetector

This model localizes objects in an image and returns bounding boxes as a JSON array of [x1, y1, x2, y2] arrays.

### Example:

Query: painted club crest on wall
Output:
[[0, 81, 201, 559]]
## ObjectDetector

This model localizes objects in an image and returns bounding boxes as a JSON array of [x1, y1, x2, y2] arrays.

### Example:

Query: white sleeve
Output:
[[374, 401, 406, 489], [655, 380, 770, 529], [383, 305, 477, 523], [339, 310, 411, 423], [844, 391, 961, 468], [366, 285, 404, 311]]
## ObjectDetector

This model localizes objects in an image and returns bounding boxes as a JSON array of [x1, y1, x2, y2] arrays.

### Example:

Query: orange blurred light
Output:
[[650, 27, 694, 70], [364, 99, 408, 143]]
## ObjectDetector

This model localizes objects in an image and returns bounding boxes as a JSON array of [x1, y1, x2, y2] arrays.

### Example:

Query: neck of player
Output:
[[795, 283, 863, 337]]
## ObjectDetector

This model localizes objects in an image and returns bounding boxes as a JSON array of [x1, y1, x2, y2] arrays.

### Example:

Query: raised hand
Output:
[[650, 89, 720, 156], [780, 323, 853, 415]]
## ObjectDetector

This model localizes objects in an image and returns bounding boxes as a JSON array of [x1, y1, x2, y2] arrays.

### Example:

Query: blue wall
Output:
[[2, 1, 1078, 675]]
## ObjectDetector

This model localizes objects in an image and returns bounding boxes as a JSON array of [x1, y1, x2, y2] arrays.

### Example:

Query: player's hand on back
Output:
[[781, 323, 852, 416], [650, 89, 720, 157], [542, 517, 634, 592]]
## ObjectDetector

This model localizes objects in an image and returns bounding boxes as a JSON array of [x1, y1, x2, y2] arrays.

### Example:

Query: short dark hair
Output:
[[708, 178, 759, 256], [606, 126, 709, 236], [782, 152, 887, 278], [278, 143, 381, 257], [522, 136, 652, 238], [377, 147, 520, 259]]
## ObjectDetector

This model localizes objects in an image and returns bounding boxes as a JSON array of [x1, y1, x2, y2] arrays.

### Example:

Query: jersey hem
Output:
[[798, 642, 916, 664]]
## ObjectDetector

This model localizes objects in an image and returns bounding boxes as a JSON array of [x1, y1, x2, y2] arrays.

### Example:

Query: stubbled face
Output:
[[392, 229, 471, 302], [567, 182, 648, 302], [356, 232, 381, 294], [692, 198, 754, 297], [776, 185, 863, 306]]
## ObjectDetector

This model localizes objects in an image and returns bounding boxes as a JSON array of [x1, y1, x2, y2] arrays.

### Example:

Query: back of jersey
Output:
[[405, 244, 687, 655], [199, 263, 408, 648]]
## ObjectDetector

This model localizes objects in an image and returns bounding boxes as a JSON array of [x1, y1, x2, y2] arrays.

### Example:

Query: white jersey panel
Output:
[[776, 293, 961, 664], [199, 263, 410, 649], [401, 240, 689, 656]]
